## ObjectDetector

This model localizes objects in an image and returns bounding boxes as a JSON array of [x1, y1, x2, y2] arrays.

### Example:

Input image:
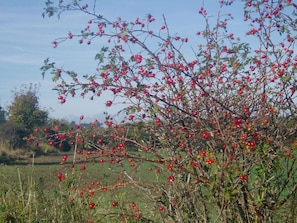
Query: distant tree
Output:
[[0, 84, 48, 150], [0, 122, 27, 150], [0, 105, 6, 124], [7, 84, 48, 131]]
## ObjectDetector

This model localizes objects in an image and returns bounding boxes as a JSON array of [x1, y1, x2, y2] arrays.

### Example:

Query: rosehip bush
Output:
[[38, 0, 297, 222]]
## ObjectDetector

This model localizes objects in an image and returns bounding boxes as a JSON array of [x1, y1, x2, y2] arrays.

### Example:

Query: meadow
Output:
[[1, 151, 296, 223], [0, 152, 162, 223]]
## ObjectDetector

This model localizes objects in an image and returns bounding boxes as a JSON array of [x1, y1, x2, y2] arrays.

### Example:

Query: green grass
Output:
[[1, 150, 296, 222], [0, 152, 163, 223]]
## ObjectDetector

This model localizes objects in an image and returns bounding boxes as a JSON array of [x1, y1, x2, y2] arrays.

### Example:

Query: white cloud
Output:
[[0, 55, 42, 65]]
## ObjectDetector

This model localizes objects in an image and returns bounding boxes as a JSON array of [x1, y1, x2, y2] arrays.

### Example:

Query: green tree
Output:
[[7, 84, 48, 131], [0, 105, 6, 124], [0, 122, 27, 150]]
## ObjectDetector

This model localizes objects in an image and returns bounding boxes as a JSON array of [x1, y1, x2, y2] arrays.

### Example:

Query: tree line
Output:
[[0, 84, 67, 159]]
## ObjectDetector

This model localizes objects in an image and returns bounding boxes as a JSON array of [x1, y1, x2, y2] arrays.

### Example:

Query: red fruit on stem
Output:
[[106, 100, 113, 107], [89, 202, 95, 209], [112, 201, 118, 207], [202, 131, 211, 139]]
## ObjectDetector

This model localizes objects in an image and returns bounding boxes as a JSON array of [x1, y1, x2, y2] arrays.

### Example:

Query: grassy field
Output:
[[1, 151, 297, 223], [0, 152, 163, 223]]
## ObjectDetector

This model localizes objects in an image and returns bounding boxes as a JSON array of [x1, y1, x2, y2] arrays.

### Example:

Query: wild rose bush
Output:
[[36, 0, 297, 222]]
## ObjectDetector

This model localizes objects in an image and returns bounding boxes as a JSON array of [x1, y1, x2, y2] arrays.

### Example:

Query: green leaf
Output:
[[281, 75, 291, 83], [40, 58, 55, 79], [95, 53, 105, 64]]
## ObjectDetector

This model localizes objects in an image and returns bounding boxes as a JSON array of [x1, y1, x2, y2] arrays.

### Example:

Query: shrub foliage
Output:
[[37, 0, 297, 222]]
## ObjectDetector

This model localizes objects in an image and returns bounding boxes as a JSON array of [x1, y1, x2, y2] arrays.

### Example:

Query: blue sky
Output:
[[0, 0, 244, 122]]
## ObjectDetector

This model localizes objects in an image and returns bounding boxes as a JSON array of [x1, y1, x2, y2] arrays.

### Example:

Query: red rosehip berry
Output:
[[80, 165, 86, 171], [206, 158, 214, 165], [112, 201, 118, 207], [89, 202, 95, 209], [202, 131, 211, 139], [106, 100, 113, 107]]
